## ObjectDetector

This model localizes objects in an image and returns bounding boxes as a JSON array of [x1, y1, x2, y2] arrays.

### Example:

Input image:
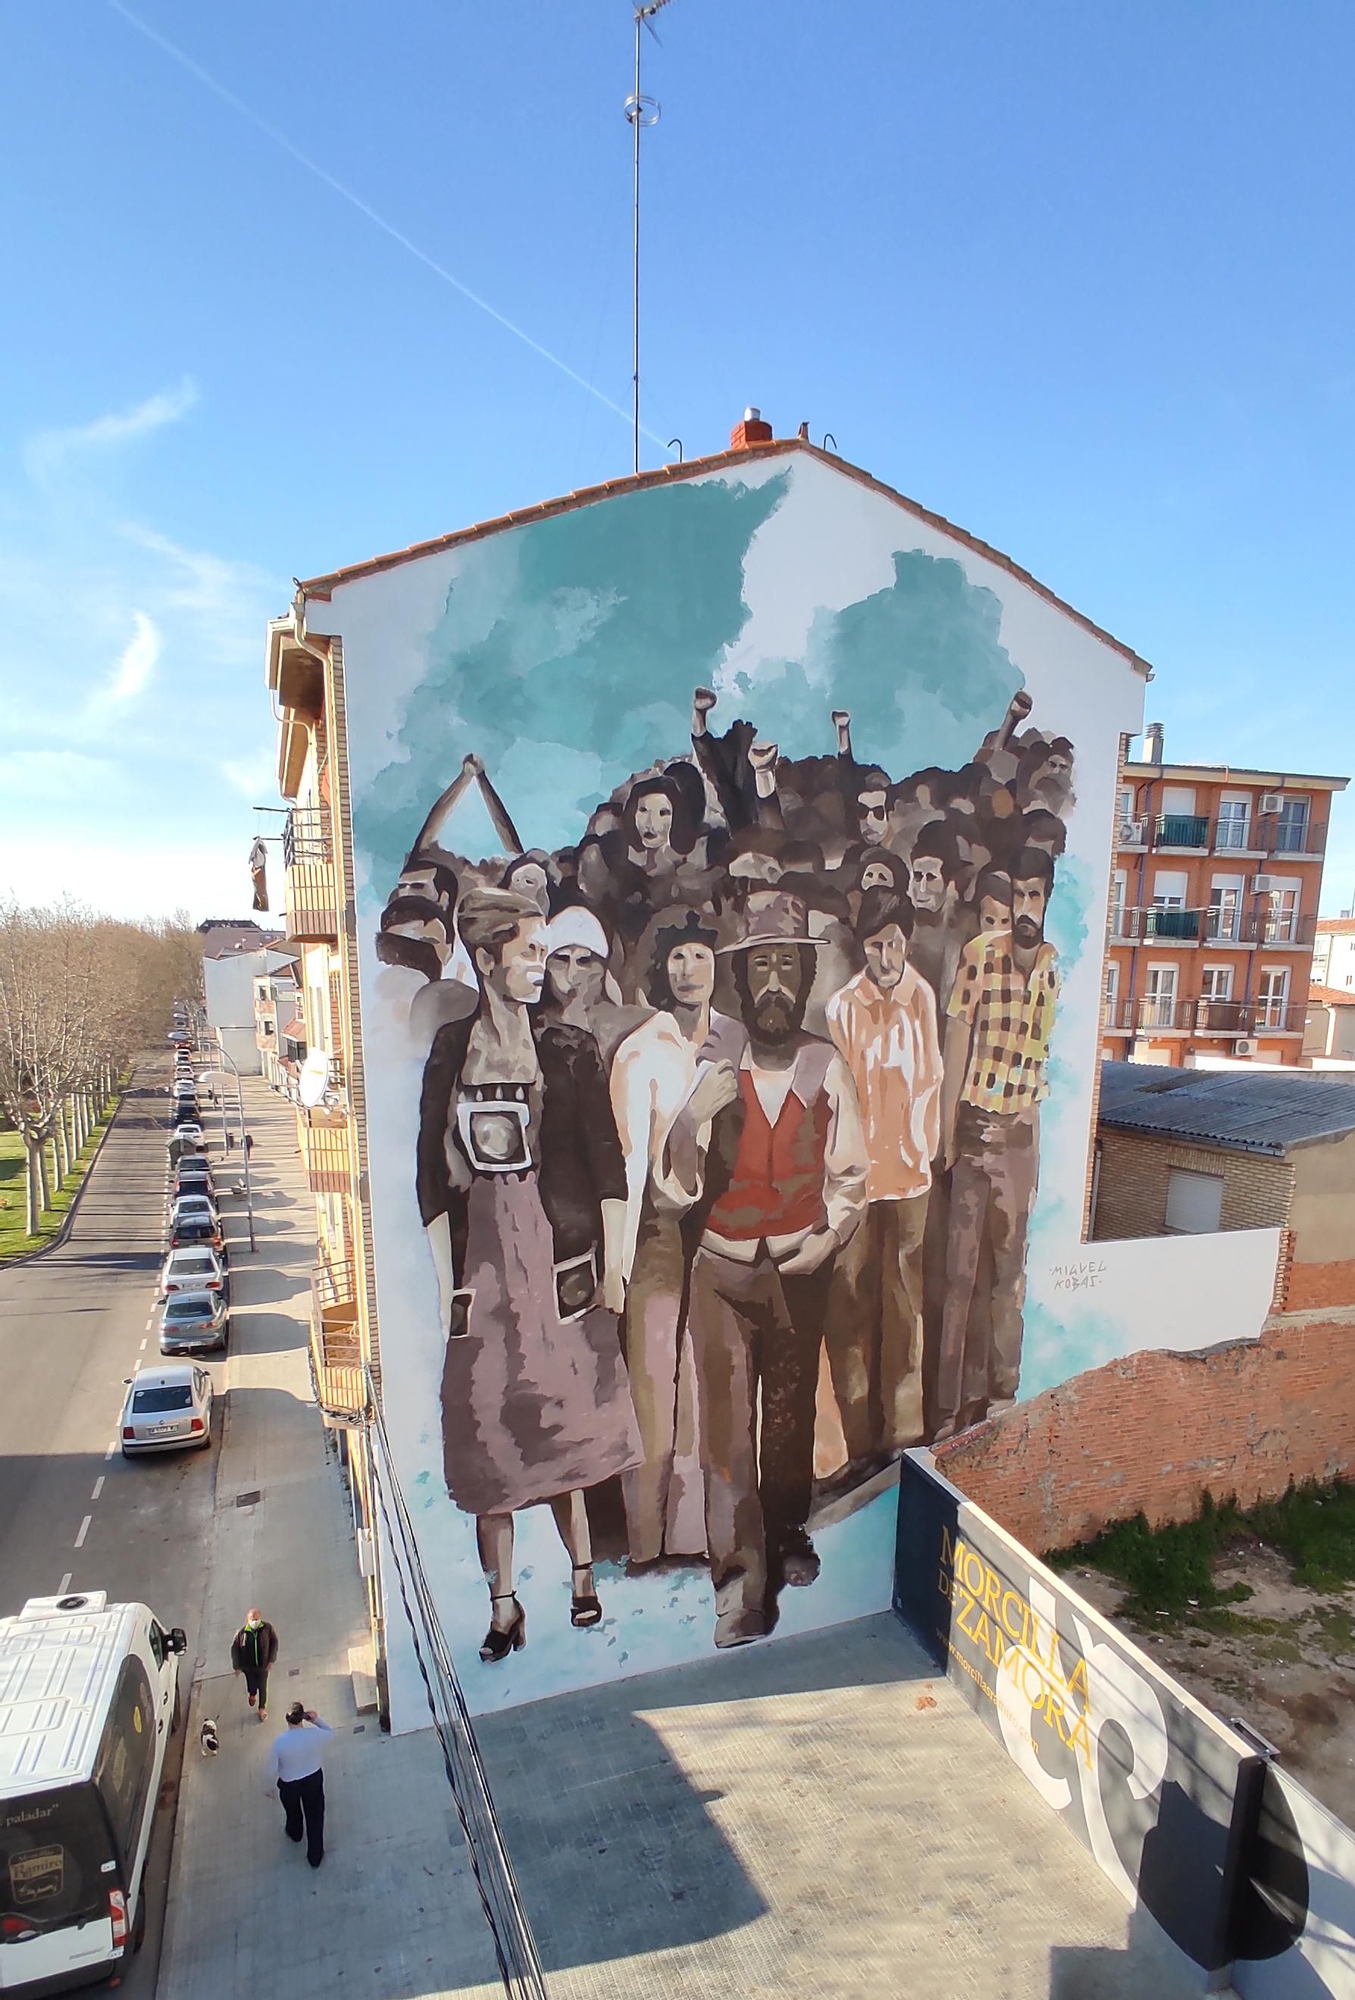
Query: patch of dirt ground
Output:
[[1067, 1539, 1355, 1826]]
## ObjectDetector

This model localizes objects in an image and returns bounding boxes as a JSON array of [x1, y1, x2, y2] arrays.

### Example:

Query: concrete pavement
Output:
[[156, 1075, 1212, 2000]]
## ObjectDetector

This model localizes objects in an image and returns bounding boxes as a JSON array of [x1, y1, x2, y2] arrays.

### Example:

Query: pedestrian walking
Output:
[[266, 1704, 333, 1867], [244, 1131, 254, 1158], [230, 1608, 279, 1720]]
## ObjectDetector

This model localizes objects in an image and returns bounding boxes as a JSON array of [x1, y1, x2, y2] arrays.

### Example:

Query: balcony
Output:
[[1212, 818, 1256, 853], [1259, 814, 1321, 858], [283, 804, 338, 943], [1191, 1001, 1307, 1037], [308, 1258, 367, 1426], [300, 1110, 352, 1193], [1244, 913, 1316, 949], [1133, 998, 1193, 1033], [1112, 906, 1205, 943], [1154, 813, 1211, 850]]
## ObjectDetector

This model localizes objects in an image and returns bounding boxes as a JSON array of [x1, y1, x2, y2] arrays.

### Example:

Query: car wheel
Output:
[[121, 1448, 135, 1459]]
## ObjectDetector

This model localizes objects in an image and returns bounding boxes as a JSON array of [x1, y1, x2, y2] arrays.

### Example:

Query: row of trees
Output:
[[0, 901, 202, 1235]]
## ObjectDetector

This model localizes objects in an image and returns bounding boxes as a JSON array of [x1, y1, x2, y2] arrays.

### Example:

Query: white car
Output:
[[171, 1122, 206, 1149], [158, 1245, 228, 1298], [169, 1193, 219, 1228], [120, 1364, 213, 1455]]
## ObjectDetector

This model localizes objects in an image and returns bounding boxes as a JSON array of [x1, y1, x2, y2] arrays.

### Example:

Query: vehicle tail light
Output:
[[2, 1912, 38, 1940], [123, 1426, 135, 1439], [108, 1887, 129, 1948], [190, 1418, 205, 1433]]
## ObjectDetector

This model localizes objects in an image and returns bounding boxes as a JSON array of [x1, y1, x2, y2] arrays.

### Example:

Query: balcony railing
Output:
[[1244, 912, 1315, 948], [312, 1256, 356, 1315], [300, 1113, 352, 1194], [283, 804, 338, 943], [1191, 1001, 1307, 1036], [1112, 906, 1206, 942], [1213, 818, 1253, 851], [1154, 813, 1211, 849], [1133, 998, 1192, 1032], [307, 1260, 367, 1426], [1259, 815, 1320, 857]]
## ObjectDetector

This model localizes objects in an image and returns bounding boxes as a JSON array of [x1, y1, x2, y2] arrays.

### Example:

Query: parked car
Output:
[[173, 1174, 214, 1208], [167, 1149, 212, 1177], [170, 1191, 219, 1224], [119, 1365, 212, 1454], [169, 1029, 190, 1045], [158, 1290, 228, 1354], [168, 1205, 222, 1252], [171, 1122, 206, 1150], [157, 1245, 228, 1299]]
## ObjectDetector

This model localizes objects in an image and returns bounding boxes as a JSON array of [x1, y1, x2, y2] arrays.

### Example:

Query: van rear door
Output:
[[0, 1783, 117, 1990]]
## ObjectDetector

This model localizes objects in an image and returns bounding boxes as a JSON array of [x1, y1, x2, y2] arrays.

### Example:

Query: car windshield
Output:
[[1, 1785, 113, 1930], [172, 1256, 215, 1275], [164, 1298, 212, 1320], [132, 1385, 194, 1413]]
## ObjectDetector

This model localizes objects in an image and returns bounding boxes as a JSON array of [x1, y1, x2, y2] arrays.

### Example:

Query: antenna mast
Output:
[[626, 1, 670, 475]]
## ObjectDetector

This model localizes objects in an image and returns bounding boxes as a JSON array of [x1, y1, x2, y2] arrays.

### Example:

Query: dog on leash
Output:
[[199, 1718, 220, 1757]]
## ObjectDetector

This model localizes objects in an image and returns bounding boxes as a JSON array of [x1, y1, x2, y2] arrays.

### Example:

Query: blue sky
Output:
[[2, 0, 1352, 918]]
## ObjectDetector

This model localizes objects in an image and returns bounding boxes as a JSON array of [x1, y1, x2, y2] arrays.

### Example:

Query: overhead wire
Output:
[[106, 0, 669, 449]]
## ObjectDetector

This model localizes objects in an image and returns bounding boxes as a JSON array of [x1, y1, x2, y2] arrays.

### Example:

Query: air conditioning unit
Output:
[[1250, 875, 1275, 894], [1259, 793, 1284, 814], [1117, 819, 1145, 844], [1234, 1039, 1257, 1057]]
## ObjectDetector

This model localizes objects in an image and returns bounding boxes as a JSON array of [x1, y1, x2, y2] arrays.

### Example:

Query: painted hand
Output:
[[599, 1266, 626, 1316], [692, 687, 717, 714], [775, 1228, 837, 1277], [687, 1061, 739, 1127]]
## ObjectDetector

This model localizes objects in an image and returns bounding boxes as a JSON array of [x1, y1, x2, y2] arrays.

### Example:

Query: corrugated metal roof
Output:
[[1098, 1061, 1355, 1155]]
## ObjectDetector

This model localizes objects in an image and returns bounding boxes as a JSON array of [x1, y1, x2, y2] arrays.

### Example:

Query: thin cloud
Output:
[[25, 378, 199, 482], [87, 610, 160, 712]]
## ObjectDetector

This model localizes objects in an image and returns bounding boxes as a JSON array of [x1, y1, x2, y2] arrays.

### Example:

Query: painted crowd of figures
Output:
[[374, 687, 1073, 1657]]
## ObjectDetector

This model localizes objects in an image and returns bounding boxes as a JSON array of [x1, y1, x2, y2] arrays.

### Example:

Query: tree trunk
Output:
[[55, 1111, 69, 1180], [25, 1141, 39, 1236], [35, 1137, 51, 1218]]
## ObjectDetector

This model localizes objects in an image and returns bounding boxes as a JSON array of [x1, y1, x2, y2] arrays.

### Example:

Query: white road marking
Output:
[[139, 1338, 147, 1351], [91, 1477, 104, 1500], [105, 1443, 116, 1460], [74, 1516, 91, 1549], [59, 1573, 71, 1594]]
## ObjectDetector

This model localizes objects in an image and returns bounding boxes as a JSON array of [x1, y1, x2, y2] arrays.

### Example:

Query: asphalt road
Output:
[[0, 1054, 228, 1996]]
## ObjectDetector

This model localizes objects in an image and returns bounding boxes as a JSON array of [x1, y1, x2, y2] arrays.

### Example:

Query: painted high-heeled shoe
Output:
[[479, 1593, 526, 1662], [570, 1564, 603, 1629]]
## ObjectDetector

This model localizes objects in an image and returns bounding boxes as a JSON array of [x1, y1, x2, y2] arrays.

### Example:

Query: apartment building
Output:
[[1104, 722, 1348, 1067], [252, 954, 299, 1087], [1312, 916, 1355, 993], [264, 615, 380, 1672]]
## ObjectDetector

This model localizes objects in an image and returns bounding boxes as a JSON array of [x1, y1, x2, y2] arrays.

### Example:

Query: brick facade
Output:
[[1091, 1128, 1293, 1240], [933, 1311, 1355, 1553]]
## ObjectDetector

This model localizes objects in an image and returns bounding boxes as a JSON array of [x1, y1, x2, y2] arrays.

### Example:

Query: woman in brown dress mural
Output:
[[416, 888, 641, 1662]]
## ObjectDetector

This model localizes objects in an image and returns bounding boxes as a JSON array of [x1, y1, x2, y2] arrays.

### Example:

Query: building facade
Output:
[[201, 936, 287, 1074], [1103, 727, 1347, 1067], [1312, 915, 1355, 993]]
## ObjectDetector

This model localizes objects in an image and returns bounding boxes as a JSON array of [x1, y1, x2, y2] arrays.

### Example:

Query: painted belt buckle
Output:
[[458, 1096, 531, 1173], [553, 1249, 597, 1324]]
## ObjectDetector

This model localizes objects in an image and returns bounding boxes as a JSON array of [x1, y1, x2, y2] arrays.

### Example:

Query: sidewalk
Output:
[[156, 1082, 1212, 2000], [158, 1076, 502, 2000]]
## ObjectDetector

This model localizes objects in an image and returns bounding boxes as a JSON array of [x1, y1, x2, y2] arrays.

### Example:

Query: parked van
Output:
[[0, 1593, 186, 1993]]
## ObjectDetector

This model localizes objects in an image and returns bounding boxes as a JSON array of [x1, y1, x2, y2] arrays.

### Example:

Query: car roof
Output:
[[131, 1364, 199, 1390], [0, 1603, 148, 1792], [163, 1290, 217, 1309]]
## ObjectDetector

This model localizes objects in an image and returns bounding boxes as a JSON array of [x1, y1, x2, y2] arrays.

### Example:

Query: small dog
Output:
[[199, 1718, 220, 1757]]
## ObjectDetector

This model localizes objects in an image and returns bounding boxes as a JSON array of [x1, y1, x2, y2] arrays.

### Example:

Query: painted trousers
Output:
[[688, 1245, 831, 1619], [620, 1211, 705, 1564], [825, 1193, 928, 1463], [936, 1103, 1040, 1438]]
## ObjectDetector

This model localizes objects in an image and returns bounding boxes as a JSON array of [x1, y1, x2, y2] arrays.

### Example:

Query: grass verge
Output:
[[0, 1100, 122, 1260]]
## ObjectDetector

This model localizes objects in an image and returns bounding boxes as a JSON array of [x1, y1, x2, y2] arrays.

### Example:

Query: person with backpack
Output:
[[230, 1608, 279, 1721]]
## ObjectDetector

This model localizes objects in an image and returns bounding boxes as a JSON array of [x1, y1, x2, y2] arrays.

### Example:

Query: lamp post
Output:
[[205, 1034, 256, 1254]]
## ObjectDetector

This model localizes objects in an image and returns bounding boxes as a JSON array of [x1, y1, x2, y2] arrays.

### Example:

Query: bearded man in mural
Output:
[[399, 688, 1074, 1658]]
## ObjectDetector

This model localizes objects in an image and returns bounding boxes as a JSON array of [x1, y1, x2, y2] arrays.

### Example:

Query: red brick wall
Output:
[[934, 1313, 1355, 1552], [1285, 1260, 1355, 1313]]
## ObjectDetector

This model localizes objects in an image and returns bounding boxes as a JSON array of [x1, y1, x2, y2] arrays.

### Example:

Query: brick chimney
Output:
[[730, 405, 773, 450]]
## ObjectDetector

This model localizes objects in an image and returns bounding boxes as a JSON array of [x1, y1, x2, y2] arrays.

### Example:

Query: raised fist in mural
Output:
[[832, 709, 853, 757], [692, 686, 717, 717], [460, 753, 485, 777], [748, 740, 779, 799]]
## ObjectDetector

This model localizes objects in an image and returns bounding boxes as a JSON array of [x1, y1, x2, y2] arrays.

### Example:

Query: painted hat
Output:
[[719, 890, 818, 954]]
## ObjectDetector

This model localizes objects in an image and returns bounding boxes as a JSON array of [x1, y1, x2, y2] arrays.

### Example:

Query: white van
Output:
[[0, 1593, 186, 1994]]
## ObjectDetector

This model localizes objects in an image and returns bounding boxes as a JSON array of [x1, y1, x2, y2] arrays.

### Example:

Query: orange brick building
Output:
[[1103, 723, 1347, 1067]]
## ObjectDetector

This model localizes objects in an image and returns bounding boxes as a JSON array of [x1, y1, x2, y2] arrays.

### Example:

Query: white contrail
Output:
[[107, 1, 666, 445]]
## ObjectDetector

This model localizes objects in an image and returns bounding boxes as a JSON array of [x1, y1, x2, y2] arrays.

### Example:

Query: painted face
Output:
[[667, 942, 715, 1009], [481, 918, 546, 1003], [508, 861, 548, 909], [398, 868, 439, 902], [547, 945, 605, 1010], [857, 790, 888, 847], [859, 860, 894, 895], [863, 922, 907, 992], [728, 850, 782, 885], [388, 916, 448, 954], [744, 943, 804, 1041], [910, 856, 949, 914], [1011, 877, 1049, 950], [633, 792, 674, 850], [979, 895, 1009, 934]]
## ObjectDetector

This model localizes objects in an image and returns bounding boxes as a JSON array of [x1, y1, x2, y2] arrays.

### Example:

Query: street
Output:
[[0, 1056, 223, 1998]]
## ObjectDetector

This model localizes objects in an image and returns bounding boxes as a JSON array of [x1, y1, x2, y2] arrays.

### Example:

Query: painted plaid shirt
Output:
[[947, 933, 1059, 1115]]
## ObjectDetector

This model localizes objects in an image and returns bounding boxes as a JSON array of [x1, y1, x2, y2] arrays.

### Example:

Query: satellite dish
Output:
[[299, 1053, 329, 1109]]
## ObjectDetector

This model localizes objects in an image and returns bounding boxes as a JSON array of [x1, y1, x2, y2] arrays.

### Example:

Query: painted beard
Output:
[[1013, 915, 1042, 949], [751, 993, 799, 1043]]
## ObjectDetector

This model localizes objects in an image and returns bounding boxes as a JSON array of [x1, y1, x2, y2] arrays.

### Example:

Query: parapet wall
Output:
[[932, 1313, 1355, 1554]]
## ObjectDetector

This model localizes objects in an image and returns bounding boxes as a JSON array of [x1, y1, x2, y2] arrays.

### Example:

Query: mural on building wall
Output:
[[335, 451, 1134, 1715]]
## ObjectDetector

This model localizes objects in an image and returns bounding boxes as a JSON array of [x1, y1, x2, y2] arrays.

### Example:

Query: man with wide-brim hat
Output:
[[672, 889, 867, 1649]]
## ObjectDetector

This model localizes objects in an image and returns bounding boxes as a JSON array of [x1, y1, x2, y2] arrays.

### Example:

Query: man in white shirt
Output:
[[265, 1702, 334, 1867]]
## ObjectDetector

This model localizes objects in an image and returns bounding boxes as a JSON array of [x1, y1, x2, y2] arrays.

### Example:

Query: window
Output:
[[1103, 963, 1119, 1025], [1216, 798, 1250, 850], [1264, 889, 1299, 944], [148, 1621, 166, 1669], [133, 1386, 193, 1414], [1109, 872, 1127, 937], [1200, 966, 1233, 1001], [1258, 967, 1290, 1027], [1208, 884, 1241, 942], [1272, 796, 1310, 854], [94, 1659, 156, 1870], [1142, 965, 1177, 1029], [1, 1784, 113, 1929], [1165, 1168, 1225, 1235]]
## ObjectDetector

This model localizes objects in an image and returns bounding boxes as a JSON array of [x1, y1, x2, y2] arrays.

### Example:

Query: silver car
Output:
[[158, 1245, 227, 1298], [158, 1290, 228, 1354], [120, 1364, 213, 1455]]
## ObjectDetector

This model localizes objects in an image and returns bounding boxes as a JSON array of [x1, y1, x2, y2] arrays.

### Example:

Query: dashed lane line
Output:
[[91, 1477, 104, 1500], [59, 1573, 71, 1594], [74, 1516, 91, 1550]]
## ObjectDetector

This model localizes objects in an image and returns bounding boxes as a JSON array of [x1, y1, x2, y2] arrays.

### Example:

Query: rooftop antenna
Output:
[[626, 0, 672, 475]]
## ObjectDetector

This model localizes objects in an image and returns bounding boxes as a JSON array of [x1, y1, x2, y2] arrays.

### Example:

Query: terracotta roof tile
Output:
[[297, 438, 1153, 678], [1309, 983, 1355, 1006]]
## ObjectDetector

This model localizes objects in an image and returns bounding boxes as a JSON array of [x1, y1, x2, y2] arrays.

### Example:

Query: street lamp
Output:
[[201, 1034, 256, 1254]]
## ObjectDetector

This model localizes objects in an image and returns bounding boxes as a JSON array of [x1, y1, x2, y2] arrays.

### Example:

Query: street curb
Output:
[[0, 1074, 133, 1268]]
